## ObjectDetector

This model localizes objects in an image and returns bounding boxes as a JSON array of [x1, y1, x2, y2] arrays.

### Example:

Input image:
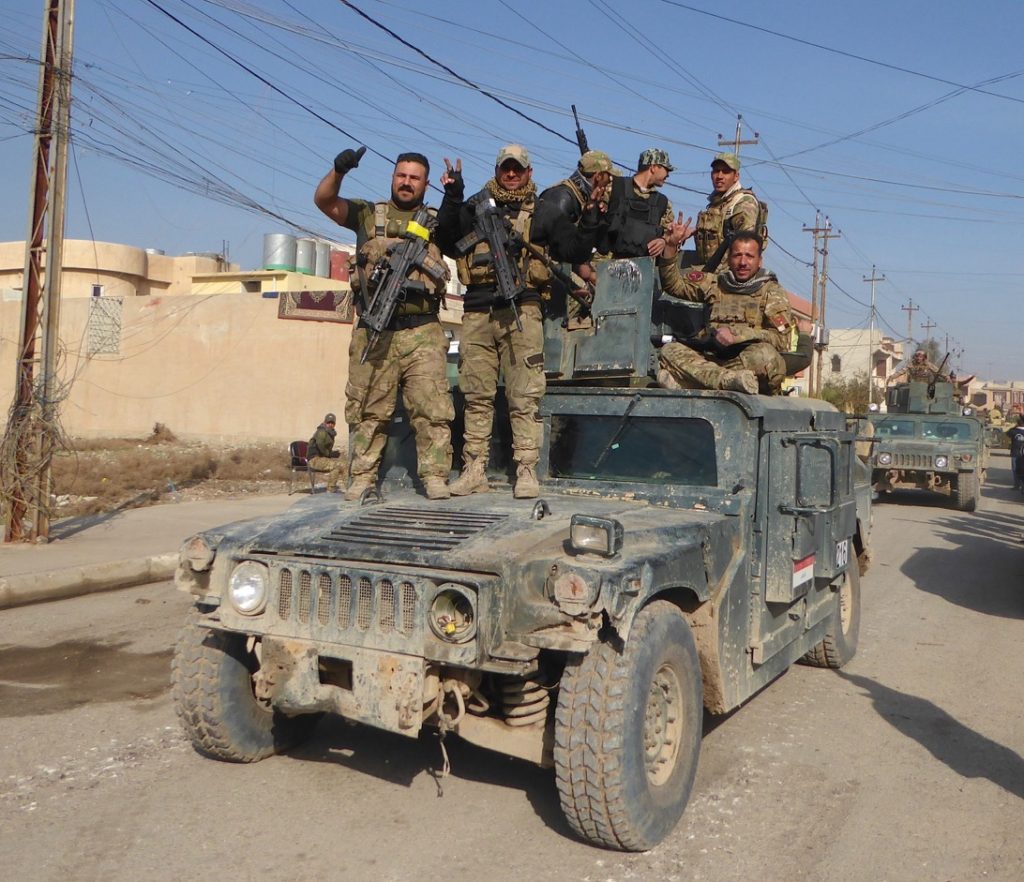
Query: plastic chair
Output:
[[288, 440, 317, 494]]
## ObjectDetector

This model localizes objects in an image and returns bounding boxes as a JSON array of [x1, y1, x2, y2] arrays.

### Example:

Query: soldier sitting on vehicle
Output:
[[655, 222, 794, 395]]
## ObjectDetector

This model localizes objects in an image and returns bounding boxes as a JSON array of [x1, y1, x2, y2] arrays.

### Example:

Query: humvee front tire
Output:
[[553, 601, 702, 851], [955, 472, 979, 512], [802, 565, 861, 669], [171, 611, 319, 762]]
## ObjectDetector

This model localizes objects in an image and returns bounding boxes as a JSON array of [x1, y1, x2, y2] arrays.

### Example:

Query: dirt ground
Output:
[[50, 424, 318, 519]]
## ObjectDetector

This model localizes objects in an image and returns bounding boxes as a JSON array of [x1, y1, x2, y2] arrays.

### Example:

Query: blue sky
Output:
[[1, 0, 1022, 377]]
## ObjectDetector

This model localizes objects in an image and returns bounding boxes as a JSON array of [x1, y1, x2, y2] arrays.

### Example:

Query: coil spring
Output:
[[500, 678, 550, 727]]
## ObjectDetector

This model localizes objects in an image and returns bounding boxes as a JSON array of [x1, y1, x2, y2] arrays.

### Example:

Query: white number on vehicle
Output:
[[834, 538, 850, 570]]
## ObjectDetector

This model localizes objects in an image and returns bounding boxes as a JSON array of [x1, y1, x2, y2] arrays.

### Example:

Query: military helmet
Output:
[[324, 412, 337, 424], [637, 147, 674, 172]]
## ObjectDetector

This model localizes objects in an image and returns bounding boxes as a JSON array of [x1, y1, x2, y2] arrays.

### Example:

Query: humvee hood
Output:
[[198, 490, 725, 573]]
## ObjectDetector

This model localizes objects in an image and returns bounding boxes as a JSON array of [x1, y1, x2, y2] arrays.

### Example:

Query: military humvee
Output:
[[867, 381, 987, 511], [172, 258, 871, 851]]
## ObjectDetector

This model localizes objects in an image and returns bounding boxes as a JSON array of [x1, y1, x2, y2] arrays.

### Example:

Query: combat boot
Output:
[[344, 475, 375, 501], [720, 369, 758, 395], [513, 463, 539, 499], [656, 368, 682, 390], [449, 457, 489, 496], [424, 477, 450, 500]]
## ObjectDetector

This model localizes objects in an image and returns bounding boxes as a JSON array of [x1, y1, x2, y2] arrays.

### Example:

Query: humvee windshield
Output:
[[872, 419, 917, 438], [921, 422, 977, 441], [549, 415, 717, 485]]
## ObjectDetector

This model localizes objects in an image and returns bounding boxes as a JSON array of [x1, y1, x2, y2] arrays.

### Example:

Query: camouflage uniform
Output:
[[458, 301, 546, 467], [346, 321, 453, 482], [694, 183, 761, 271], [341, 200, 453, 488], [657, 259, 793, 394], [436, 172, 549, 492], [308, 421, 343, 491]]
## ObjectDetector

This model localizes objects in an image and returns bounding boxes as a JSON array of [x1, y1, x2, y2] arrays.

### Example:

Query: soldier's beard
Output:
[[392, 189, 422, 210]]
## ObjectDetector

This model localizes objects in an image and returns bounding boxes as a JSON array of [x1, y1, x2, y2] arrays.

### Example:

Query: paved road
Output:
[[2, 457, 1022, 882]]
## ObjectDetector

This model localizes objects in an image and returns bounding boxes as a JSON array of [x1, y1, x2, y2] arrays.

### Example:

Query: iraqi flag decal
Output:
[[792, 554, 815, 590]]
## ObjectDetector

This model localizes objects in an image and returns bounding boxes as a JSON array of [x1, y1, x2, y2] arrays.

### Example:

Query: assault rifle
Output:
[[927, 352, 951, 398], [359, 207, 445, 364], [571, 104, 589, 155], [455, 198, 526, 332], [517, 236, 595, 315]]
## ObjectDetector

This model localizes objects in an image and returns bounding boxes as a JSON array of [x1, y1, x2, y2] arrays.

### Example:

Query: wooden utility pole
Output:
[[717, 114, 759, 156], [3, 0, 75, 542], [863, 266, 885, 406], [803, 214, 839, 396], [921, 318, 936, 346]]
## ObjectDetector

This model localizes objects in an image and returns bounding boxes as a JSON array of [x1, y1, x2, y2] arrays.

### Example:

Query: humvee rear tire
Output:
[[171, 611, 319, 762], [955, 472, 979, 512], [553, 600, 702, 851], [802, 565, 861, 669]]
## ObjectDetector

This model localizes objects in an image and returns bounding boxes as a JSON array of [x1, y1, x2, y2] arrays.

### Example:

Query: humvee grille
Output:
[[271, 563, 426, 643], [324, 506, 507, 552], [891, 453, 935, 468]]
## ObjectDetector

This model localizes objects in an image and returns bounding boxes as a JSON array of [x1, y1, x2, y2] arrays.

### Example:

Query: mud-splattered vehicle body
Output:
[[172, 258, 871, 851], [868, 381, 986, 511]]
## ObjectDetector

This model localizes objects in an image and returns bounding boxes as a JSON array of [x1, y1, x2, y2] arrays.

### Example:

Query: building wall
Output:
[[0, 240, 463, 444]]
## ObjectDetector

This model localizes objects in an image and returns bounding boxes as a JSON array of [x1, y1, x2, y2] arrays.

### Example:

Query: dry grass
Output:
[[50, 425, 316, 518]]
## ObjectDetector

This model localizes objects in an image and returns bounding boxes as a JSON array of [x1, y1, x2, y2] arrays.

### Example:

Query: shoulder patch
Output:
[[687, 271, 705, 282]]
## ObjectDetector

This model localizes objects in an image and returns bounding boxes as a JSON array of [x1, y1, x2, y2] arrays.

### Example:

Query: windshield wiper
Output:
[[593, 394, 642, 469]]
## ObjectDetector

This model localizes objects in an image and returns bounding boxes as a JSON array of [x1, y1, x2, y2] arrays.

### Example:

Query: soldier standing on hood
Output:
[[434, 144, 551, 499], [314, 147, 454, 501]]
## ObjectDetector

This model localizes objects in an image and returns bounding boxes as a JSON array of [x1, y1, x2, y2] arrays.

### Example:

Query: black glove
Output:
[[443, 167, 464, 201], [334, 145, 366, 175]]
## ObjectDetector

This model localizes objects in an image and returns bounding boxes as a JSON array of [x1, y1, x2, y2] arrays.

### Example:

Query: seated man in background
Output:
[[307, 412, 343, 492], [656, 222, 793, 395]]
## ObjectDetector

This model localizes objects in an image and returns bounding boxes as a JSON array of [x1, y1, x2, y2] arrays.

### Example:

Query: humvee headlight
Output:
[[570, 515, 624, 558], [962, 406, 974, 416], [227, 561, 269, 615], [428, 584, 476, 643], [183, 535, 215, 572], [877, 452, 892, 466], [934, 455, 949, 469]]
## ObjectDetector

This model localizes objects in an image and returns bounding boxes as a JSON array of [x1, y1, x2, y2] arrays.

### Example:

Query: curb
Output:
[[0, 551, 179, 610]]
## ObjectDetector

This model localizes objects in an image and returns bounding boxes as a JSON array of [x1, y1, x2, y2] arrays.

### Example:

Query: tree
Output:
[[819, 371, 870, 413]]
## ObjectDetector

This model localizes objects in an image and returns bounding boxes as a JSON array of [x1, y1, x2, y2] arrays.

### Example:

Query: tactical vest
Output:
[[601, 175, 668, 258], [349, 201, 449, 316], [695, 187, 768, 268], [455, 192, 551, 290]]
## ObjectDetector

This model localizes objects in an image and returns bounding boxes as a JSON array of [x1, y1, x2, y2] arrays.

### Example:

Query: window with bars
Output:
[[87, 295, 123, 355]]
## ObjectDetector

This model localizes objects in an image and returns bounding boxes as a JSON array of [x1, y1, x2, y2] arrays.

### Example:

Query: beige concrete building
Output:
[[822, 328, 904, 404], [0, 239, 463, 444]]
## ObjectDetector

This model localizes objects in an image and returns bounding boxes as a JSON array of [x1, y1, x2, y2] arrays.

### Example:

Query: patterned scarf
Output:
[[486, 177, 537, 203], [717, 268, 775, 295]]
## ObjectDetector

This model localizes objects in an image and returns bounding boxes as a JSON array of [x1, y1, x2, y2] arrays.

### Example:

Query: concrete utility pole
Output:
[[921, 318, 936, 344], [803, 214, 840, 396], [717, 114, 759, 156], [3, 0, 75, 543], [901, 300, 918, 348], [863, 266, 885, 406]]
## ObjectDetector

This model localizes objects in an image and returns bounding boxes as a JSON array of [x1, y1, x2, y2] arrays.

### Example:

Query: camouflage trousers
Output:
[[660, 339, 786, 394], [345, 321, 454, 482], [459, 302, 546, 467], [307, 455, 343, 491]]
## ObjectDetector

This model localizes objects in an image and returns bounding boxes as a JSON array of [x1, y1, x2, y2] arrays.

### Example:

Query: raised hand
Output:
[[441, 157, 464, 199], [334, 145, 367, 175]]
